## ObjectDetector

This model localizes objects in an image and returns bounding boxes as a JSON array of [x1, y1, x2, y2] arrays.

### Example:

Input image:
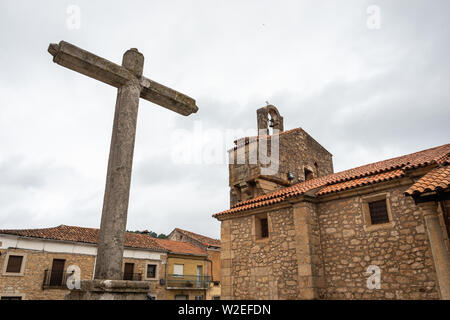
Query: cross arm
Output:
[[139, 77, 198, 116], [48, 41, 198, 116]]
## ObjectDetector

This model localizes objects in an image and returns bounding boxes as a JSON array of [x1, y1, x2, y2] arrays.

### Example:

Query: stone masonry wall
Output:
[[221, 183, 442, 300], [317, 185, 440, 299], [228, 129, 333, 206], [278, 129, 333, 182], [229, 208, 298, 299], [0, 248, 95, 300], [0, 248, 167, 300]]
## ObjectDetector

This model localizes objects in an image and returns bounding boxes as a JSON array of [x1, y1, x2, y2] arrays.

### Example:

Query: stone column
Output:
[[292, 201, 324, 299], [220, 220, 234, 299], [420, 201, 450, 300], [95, 49, 144, 280]]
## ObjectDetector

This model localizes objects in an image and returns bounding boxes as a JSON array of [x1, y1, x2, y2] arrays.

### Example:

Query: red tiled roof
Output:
[[404, 165, 450, 196], [0, 225, 165, 251], [172, 228, 221, 247], [317, 169, 406, 196], [213, 143, 450, 218], [0, 225, 206, 256], [155, 238, 207, 256]]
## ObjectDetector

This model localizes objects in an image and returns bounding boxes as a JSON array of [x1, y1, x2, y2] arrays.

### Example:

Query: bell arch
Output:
[[257, 105, 284, 136]]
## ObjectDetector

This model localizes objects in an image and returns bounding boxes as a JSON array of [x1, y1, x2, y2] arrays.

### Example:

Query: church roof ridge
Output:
[[214, 143, 450, 218]]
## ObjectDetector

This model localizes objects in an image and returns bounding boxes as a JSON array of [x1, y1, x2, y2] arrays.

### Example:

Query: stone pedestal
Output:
[[66, 280, 151, 300]]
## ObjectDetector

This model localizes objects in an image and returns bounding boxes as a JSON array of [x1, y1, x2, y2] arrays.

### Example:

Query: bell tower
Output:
[[228, 105, 334, 206], [257, 104, 284, 135]]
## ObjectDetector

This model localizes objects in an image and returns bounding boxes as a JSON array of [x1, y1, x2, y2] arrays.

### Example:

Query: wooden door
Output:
[[123, 263, 134, 280], [49, 259, 65, 286]]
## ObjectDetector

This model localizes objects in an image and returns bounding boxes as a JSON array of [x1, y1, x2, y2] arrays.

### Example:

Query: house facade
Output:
[[156, 238, 213, 300], [168, 228, 221, 299], [0, 225, 216, 300], [213, 105, 450, 300]]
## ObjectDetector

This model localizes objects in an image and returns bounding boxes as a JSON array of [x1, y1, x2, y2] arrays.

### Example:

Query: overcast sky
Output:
[[0, 0, 449, 239]]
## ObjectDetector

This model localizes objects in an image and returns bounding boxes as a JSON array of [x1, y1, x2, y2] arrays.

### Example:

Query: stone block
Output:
[[66, 280, 151, 300]]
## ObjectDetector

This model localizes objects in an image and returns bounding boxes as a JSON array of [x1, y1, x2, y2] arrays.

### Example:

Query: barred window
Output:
[[368, 200, 390, 225]]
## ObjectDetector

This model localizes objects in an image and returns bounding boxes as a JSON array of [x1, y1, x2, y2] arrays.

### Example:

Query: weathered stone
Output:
[[215, 108, 449, 300], [49, 41, 198, 299], [66, 280, 151, 300]]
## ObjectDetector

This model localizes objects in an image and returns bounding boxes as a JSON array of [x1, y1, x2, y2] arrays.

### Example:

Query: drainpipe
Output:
[[206, 259, 214, 300]]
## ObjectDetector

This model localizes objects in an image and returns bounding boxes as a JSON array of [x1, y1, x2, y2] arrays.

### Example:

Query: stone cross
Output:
[[48, 41, 198, 280]]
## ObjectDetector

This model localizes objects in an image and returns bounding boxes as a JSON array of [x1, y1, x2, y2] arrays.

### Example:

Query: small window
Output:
[[368, 199, 390, 225], [147, 264, 157, 279], [260, 218, 269, 238], [304, 168, 314, 180], [174, 264, 184, 276], [195, 295, 203, 300], [6, 255, 23, 273], [255, 214, 269, 240]]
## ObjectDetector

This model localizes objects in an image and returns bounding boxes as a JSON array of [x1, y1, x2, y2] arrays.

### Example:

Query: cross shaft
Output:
[[48, 41, 198, 280]]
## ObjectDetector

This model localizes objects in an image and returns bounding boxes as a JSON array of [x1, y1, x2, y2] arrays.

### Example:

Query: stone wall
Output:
[[220, 220, 233, 299], [122, 256, 166, 299], [317, 184, 440, 299], [227, 207, 299, 299], [277, 129, 333, 182], [228, 129, 333, 206], [208, 249, 221, 283], [0, 248, 167, 300], [0, 248, 95, 300], [220, 183, 442, 300]]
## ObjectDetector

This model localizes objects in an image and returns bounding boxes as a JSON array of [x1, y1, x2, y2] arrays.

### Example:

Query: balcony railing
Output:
[[166, 274, 211, 289], [42, 269, 74, 289], [122, 273, 142, 281]]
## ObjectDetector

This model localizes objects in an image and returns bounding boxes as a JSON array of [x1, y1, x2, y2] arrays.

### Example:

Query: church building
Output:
[[213, 105, 450, 300]]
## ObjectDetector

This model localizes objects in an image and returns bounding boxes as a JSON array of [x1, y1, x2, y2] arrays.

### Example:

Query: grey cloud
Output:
[[0, 0, 449, 239]]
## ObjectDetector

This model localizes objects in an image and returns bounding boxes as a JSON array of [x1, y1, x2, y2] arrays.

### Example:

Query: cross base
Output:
[[66, 280, 152, 300]]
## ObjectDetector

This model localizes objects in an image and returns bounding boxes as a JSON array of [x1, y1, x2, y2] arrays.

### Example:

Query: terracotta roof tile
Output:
[[404, 165, 450, 196], [317, 169, 405, 196], [173, 228, 221, 247], [0, 225, 207, 256], [214, 143, 450, 218], [155, 238, 207, 256], [0, 225, 166, 251]]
